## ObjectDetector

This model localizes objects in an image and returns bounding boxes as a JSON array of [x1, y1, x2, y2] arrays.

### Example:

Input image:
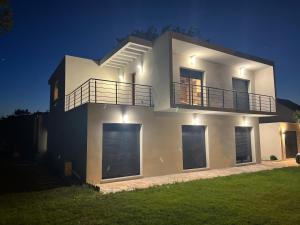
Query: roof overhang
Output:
[[100, 36, 152, 69]]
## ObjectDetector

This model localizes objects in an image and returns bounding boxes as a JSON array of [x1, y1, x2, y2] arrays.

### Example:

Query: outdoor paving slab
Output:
[[97, 159, 297, 194]]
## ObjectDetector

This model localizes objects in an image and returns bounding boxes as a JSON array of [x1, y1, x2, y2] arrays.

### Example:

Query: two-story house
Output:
[[48, 32, 276, 185]]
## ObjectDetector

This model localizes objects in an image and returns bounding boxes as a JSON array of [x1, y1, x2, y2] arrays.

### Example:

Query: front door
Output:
[[285, 131, 298, 158], [232, 78, 250, 111]]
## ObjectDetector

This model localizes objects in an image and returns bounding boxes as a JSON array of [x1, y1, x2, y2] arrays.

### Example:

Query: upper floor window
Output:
[[53, 80, 59, 101]]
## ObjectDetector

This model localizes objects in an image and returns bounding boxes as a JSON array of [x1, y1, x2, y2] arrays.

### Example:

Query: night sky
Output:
[[0, 0, 299, 116]]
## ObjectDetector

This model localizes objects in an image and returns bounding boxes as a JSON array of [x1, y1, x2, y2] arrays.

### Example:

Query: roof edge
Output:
[[169, 31, 274, 66], [99, 36, 152, 65]]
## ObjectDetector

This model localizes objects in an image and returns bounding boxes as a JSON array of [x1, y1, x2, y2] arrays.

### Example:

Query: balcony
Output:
[[65, 78, 153, 111], [172, 82, 276, 114]]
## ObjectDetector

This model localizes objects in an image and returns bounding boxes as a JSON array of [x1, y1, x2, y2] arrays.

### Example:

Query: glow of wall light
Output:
[[242, 116, 249, 126], [119, 74, 124, 82], [122, 113, 128, 123], [190, 55, 196, 65], [137, 64, 143, 74], [192, 113, 200, 125], [239, 67, 245, 76]]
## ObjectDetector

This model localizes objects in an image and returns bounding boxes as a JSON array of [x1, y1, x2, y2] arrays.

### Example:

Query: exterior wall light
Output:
[[242, 116, 249, 126], [137, 64, 143, 74], [122, 113, 128, 123], [190, 55, 196, 65], [193, 113, 200, 125], [239, 67, 245, 76], [119, 74, 124, 82]]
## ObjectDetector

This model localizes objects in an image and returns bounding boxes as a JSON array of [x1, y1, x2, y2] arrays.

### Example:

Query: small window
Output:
[[235, 127, 252, 164], [53, 80, 59, 101]]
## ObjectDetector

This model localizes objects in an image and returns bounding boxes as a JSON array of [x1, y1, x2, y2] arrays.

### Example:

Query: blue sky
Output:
[[0, 0, 299, 116]]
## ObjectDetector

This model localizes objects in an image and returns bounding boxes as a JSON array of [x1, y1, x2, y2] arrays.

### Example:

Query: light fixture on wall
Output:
[[239, 67, 245, 76], [190, 55, 196, 65], [122, 113, 128, 123], [121, 106, 128, 123], [137, 64, 143, 74], [242, 116, 249, 126], [192, 113, 200, 125], [119, 74, 124, 82]]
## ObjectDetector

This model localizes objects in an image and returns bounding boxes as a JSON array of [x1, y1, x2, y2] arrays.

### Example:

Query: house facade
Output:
[[260, 99, 300, 160], [48, 32, 276, 185]]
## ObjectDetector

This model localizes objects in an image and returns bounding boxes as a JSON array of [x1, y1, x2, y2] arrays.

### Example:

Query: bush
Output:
[[270, 155, 278, 161]]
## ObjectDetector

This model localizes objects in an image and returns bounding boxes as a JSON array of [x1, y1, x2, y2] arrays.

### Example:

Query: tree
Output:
[[116, 25, 208, 44], [0, 0, 13, 36], [13, 109, 31, 116], [294, 110, 300, 123]]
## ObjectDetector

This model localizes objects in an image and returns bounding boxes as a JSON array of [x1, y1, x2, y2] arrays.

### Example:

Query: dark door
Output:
[[182, 125, 206, 169], [102, 123, 141, 179], [235, 127, 252, 163], [233, 78, 249, 111], [285, 131, 298, 158]]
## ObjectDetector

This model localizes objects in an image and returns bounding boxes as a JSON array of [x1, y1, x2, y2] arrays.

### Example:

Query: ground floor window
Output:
[[182, 125, 207, 169], [235, 127, 252, 164], [102, 123, 141, 179]]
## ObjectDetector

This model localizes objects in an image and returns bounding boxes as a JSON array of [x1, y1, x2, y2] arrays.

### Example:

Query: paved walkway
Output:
[[97, 159, 297, 194]]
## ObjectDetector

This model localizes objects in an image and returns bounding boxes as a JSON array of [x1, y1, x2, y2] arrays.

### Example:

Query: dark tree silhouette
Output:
[[0, 0, 13, 35], [116, 25, 209, 44]]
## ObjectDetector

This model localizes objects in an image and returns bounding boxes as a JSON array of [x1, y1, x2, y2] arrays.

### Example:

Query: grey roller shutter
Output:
[[235, 127, 252, 163], [102, 124, 141, 179], [182, 125, 206, 169]]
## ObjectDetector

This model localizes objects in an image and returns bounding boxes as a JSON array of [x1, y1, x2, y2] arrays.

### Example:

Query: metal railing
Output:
[[173, 82, 276, 113], [65, 78, 153, 111]]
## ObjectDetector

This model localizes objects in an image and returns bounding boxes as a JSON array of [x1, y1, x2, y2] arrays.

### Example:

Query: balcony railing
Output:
[[173, 82, 276, 113], [65, 78, 153, 111]]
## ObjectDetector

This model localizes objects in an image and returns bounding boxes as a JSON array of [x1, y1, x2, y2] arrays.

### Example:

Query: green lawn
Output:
[[1, 167, 300, 225]]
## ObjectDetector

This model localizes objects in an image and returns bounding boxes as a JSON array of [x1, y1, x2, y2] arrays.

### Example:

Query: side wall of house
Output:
[[259, 123, 282, 160], [86, 103, 260, 185], [65, 55, 119, 95], [48, 106, 88, 180]]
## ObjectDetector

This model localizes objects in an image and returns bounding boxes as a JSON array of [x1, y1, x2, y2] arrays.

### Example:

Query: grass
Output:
[[1, 167, 300, 225]]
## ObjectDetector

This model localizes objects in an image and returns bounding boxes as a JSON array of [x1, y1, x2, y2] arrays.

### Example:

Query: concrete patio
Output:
[[97, 159, 297, 194]]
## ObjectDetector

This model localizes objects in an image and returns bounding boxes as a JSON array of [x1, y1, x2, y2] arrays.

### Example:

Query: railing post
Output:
[[235, 91, 238, 110], [191, 84, 194, 106], [259, 95, 261, 111], [201, 85, 204, 107], [80, 86, 82, 105], [269, 96, 272, 112], [173, 83, 176, 105], [68, 95, 70, 110], [207, 87, 210, 107], [222, 90, 225, 108], [188, 81, 191, 105], [132, 83, 135, 106], [74, 92, 76, 108], [149, 87, 152, 107], [88, 80, 90, 103], [116, 82, 118, 104], [94, 80, 97, 103]]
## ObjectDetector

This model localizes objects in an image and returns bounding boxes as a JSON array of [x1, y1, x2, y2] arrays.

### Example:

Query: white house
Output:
[[48, 31, 276, 185]]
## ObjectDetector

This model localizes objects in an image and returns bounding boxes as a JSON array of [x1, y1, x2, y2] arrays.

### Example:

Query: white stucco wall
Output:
[[86, 103, 261, 184], [65, 55, 119, 95], [259, 123, 282, 160], [254, 67, 276, 97]]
